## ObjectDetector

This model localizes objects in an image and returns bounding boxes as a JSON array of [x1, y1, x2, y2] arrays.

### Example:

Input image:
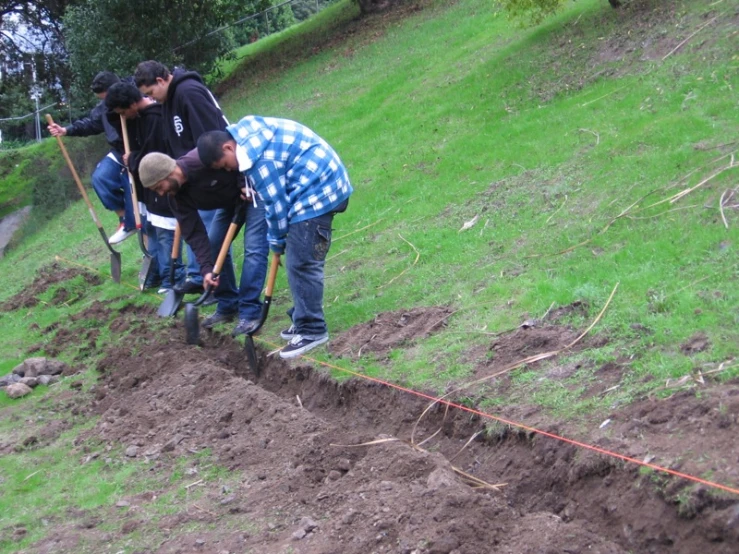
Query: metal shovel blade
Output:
[[245, 336, 259, 376], [157, 289, 184, 318], [110, 251, 122, 284], [184, 302, 200, 345], [138, 255, 156, 291]]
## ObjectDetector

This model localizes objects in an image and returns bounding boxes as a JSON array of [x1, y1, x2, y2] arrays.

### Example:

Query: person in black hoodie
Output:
[[105, 81, 184, 291], [133, 61, 268, 337], [47, 71, 136, 244]]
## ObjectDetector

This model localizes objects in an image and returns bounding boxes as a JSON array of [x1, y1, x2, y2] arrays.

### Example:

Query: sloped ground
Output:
[[3, 291, 738, 553]]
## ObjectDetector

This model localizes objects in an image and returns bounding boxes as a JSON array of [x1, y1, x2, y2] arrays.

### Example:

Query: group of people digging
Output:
[[47, 64, 352, 359]]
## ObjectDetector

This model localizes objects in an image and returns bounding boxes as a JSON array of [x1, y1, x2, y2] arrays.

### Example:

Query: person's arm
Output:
[[170, 195, 214, 275], [249, 167, 289, 254], [63, 103, 106, 137]]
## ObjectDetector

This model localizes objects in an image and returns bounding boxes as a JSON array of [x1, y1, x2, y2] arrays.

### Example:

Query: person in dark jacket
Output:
[[46, 71, 135, 244], [137, 149, 268, 339], [134, 61, 268, 335], [133, 61, 223, 298], [105, 82, 185, 291]]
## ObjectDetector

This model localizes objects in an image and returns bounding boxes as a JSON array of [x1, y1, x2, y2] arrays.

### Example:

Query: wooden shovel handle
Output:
[[45, 114, 104, 229], [119, 115, 143, 228]]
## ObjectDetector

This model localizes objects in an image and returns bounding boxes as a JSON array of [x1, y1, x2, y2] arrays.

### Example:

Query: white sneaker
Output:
[[279, 334, 328, 359], [109, 224, 136, 245]]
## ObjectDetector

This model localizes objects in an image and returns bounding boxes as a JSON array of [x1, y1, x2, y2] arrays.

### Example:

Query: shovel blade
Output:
[[110, 252, 122, 284], [138, 255, 155, 291], [157, 290, 184, 318], [184, 302, 200, 344], [245, 335, 260, 376]]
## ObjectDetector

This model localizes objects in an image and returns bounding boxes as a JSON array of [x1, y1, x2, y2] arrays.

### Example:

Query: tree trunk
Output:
[[608, 0, 622, 8]]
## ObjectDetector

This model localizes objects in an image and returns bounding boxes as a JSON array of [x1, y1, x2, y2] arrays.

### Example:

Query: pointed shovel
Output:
[[184, 207, 245, 345], [119, 115, 156, 290], [244, 253, 280, 377], [46, 114, 121, 283], [157, 224, 184, 317]]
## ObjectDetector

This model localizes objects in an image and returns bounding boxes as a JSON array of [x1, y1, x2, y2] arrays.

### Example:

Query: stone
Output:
[[125, 446, 139, 458], [19, 377, 38, 388], [6, 383, 32, 399], [299, 517, 318, 532]]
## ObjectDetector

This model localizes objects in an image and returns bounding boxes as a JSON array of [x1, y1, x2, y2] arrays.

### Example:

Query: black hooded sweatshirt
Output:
[[157, 68, 243, 274], [161, 69, 229, 157]]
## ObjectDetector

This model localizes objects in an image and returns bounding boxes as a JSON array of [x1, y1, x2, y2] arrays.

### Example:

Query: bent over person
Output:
[[197, 116, 353, 359], [47, 71, 135, 244]]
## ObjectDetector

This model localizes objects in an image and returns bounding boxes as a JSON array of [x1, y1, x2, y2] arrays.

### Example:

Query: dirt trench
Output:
[[58, 302, 738, 554]]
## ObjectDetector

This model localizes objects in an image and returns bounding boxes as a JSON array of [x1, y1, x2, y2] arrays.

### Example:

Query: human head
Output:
[[90, 71, 120, 100], [197, 130, 238, 171], [104, 82, 143, 118], [138, 152, 180, 196], [134, 60, 171, 103]]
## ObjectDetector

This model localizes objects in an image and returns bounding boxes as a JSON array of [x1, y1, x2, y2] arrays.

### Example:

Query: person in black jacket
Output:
[[105, 82, 184, 291], [134, 61, 268, 336], [137, 149, 268, 338], [46, 71, 135, 244], [133, 60, 223, 297]]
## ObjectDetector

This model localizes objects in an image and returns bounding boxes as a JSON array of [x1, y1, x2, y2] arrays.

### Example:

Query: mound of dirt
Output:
[[18, 301, 730, 553], [0, 262, 102, 312]]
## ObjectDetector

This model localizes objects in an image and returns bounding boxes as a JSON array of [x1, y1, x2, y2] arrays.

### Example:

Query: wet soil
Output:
[[12, 299, 739, 554]]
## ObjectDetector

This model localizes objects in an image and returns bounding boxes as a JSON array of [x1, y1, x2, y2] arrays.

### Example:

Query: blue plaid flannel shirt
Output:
[[227, 116, 352, 254]]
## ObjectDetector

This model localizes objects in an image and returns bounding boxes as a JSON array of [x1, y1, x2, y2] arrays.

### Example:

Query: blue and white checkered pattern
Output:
[[227, 116, 352, 253]]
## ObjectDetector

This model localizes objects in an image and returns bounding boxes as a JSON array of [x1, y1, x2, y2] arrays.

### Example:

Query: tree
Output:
[[62, 0, 241, 89]]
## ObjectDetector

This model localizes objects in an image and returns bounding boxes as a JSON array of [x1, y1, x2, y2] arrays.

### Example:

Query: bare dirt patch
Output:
[[0, 262, 102, 312], [329, 306, 454, 358], [14, 302, 738, 553]]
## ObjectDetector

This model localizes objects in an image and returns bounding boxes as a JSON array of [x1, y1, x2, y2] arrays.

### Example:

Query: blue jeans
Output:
[[209, 203, 268, 320], [91, 152, 134, 230], [145, 219, 184, 289], [186, 209, 216, 285], [284, 211, 336, 339]]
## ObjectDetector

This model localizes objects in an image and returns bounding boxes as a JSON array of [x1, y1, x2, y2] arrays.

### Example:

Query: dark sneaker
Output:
[[202, 311, 236, 329], [174, 279, 205, 295], [232, 319, 261, 337], [280, 324, 297, 340], [279, 334, 328, 359], [202, 295, 218, 307]]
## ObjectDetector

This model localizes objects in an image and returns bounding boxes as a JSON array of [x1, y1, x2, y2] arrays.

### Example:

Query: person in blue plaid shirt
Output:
[[197, 116, 352, 359]]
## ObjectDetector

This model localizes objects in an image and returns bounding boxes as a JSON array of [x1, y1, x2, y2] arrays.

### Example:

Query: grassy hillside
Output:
[[0, 1, 737, 549]]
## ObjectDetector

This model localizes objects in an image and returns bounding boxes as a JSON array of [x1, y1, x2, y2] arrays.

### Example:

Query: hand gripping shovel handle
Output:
[[46, 114, 122, 283], [157, 224, 183, 318], [184, 213, 243, 344]]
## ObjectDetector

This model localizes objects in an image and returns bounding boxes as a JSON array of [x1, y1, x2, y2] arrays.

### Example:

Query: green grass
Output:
[[0, 0, 738, 546]]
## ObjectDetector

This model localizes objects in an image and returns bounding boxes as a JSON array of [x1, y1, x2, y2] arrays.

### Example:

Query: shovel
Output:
[[46, 114, 121, 283], [184, 207, 245, 345], [119, 115, 156, 290], [244, 253, 280, 377], [157, 223, 184, 317]]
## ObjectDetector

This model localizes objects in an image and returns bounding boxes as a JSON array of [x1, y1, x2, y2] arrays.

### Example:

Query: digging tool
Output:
[[244, 253, 280, 377], [119, 115, 156, 290], [184, 206, 246, 345], [46, 114, 122, 283], [157, 224, 185, 317]]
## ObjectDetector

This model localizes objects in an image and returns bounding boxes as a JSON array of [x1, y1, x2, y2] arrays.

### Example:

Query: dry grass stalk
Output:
[[381, 233, 421, 288], [662, 16, 718, 61], [451, 466, 506, 491], [330, 437, 402, 448], [449, 430, 483, 463], [719, 189, 730, 229], [546, 195, 568, 224]]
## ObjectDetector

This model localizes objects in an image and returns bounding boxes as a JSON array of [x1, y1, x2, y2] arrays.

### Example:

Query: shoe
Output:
[[280, 334, 328, 359], [173, 279, 205, 295], [202, 311, 236, 329], [280, 324, 298, 340], [232, 319, 261, 337], [202, 295, 218, 307], [109, 224, 136, 245], [157, 287, 171, 294]]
